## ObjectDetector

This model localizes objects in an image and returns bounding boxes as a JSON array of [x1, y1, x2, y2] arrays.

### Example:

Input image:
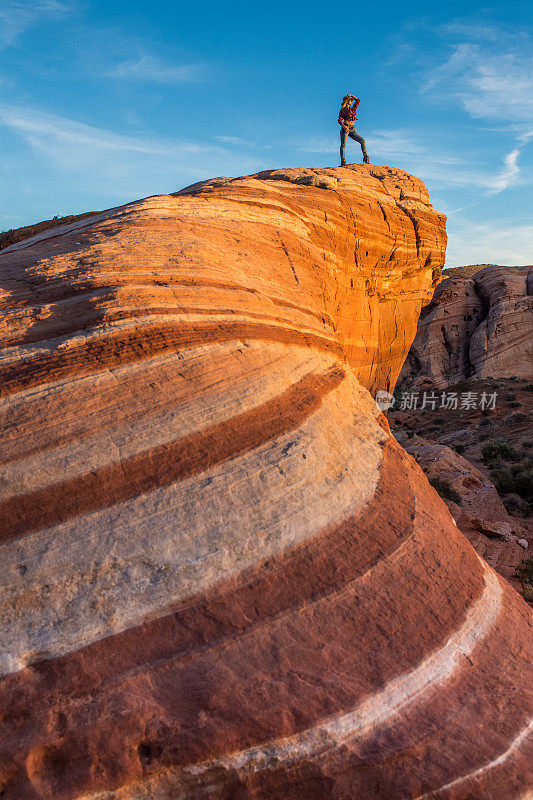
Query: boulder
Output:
[[399, 264, 533, 388]]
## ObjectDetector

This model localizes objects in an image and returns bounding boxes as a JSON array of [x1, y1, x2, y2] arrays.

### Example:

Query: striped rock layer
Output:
[[0, 165, 531, 800]]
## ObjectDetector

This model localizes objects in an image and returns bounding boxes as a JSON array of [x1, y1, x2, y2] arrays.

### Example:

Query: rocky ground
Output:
[[392, 262, 532, 601], [390, 372, 532, 599]]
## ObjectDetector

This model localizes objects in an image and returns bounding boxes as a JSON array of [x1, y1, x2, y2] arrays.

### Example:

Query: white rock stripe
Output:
[[188, 561, 503, 773], [0, 366, 386, 676], [0, 342, 323, 501], [414, 717, 533, 799], [79, 561, 503, 800], [0, 311, 337, 369]]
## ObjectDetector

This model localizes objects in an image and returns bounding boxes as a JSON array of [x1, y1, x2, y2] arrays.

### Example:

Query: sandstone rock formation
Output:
[[0, 165, 531, 800], [0, 211, 96, 252], [399, 264, 533, 388]]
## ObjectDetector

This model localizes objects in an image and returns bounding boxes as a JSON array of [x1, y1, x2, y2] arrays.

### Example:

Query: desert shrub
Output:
[[508, 412, 528, 424], [524, 384, 533, 392], [452, 444, 466, 454], [504, 392, 517, 401], [479, 417, 492, 427], [481, 440, 520, 464], [515, 558, 533, 584], [429, 477, 462, 505], [509, 401, 522, 408], [490, 458, 533, 501], [511, 460, 533, 501], [522, 584, 533, 603], [490, 466, 514, 494], [503, 494, 530, 518]]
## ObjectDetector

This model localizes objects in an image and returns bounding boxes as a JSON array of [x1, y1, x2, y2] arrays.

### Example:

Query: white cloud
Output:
[[489, 147, 521, 195], [298, 128, 433, 158], [446, 217, 533, 267], [424, 23, 533, 126], [0, 104, 174, 159], [297, 137, 337, 154], [422, 24, 533, 195], [0, 1, 73, 46], [442, 22, 503, 43], [214, 135, 247, 145], [433, 45, 533, 125], [0, 104, 266, 199], [296, 128, 523, 196], [367, 130, 425, 156], [107, 54, 205, 84]]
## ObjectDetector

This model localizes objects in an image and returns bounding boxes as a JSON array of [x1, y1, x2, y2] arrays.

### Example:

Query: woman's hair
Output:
[[341, 95, 353, 107]]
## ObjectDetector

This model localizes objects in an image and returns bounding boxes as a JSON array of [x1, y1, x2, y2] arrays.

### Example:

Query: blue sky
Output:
[[0, 0, 532, 266]]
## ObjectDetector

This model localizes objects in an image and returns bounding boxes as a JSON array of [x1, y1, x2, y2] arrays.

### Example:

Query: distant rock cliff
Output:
[[0, 166, 531, 800], [400, 264, 533, 388]]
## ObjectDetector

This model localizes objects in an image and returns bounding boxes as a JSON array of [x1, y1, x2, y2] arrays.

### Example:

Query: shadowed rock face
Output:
[[399, 264, 533, 388], [0, 165, 531, 800]]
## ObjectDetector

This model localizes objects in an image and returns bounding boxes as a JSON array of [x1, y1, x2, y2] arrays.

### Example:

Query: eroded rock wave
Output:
[[0, 166, 531, 800]]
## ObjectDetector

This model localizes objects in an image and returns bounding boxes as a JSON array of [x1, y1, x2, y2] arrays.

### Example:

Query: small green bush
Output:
[[429, 477, 462, 505], [522, 584, 533, 603], [490, 458, 533, 501], [515, 558, 533, 584], [512, 460, 533, 501], [509, 412, 528, 424], [481, 440, 521, 464], [479, 417, 492, 427], [503, 494, 530, 518], [490, 466, 514, 494], [452, 444, 466, 454]]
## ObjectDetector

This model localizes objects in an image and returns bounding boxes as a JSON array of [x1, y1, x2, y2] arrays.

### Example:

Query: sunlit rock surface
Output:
[[0, 166, 531, 800]]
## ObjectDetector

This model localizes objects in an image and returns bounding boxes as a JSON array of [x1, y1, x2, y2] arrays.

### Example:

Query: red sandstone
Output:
[[0, 166, 531, 800]]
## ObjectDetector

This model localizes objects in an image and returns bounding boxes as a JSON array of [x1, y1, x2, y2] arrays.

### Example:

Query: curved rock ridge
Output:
[[0, 165, 444, 399], [0, 165, 531, 800], [399, 264, 533, 388]]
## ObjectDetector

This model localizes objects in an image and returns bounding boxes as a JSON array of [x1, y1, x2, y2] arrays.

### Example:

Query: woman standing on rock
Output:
[[339, 94, 370, 166]]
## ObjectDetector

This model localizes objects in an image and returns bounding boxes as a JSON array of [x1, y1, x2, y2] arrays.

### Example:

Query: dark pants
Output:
[[340, 125, 368, 164]]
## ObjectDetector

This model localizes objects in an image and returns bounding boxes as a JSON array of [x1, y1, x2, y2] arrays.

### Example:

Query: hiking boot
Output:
[[363, 155, 370, 164]]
